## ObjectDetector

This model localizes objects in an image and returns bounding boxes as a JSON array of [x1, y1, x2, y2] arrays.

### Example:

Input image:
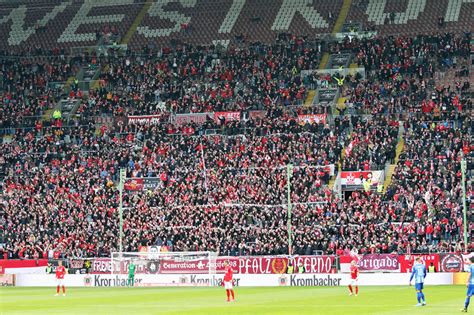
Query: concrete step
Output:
[[121, 0, 153, 44], [383, 128, 405, 193], [304, 90, 316, 106], [319, 53, 330, 70], [382, 164, 397, 193], [332, 0, 352, 34]]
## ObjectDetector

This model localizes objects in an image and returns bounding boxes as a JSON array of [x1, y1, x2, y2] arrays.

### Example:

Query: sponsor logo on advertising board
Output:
[[0, 274, 15, 286], [286, 275, 342, 287], [93, 275, 143, 287], [84, 275, 92, 287], [440, 253, 463, 272]]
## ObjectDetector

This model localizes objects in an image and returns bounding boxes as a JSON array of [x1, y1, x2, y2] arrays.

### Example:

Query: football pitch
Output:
[[0, 286, 467, 315]]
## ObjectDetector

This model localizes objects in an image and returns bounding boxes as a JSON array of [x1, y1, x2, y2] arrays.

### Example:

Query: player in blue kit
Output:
[[409, 257, 427, 306], [461, 256, 474, 313]]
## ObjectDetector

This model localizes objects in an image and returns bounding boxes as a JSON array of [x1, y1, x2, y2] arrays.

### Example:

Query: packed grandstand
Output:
[[0, 0, 472, 263]]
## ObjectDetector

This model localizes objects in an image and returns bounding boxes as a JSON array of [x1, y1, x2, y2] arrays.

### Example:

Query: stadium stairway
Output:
[[88, 0, 151, 93], [318, 53, 330, 70], [41, 108, 55, 122], [319, 0, 351, 70], [382, 129, 405, 193], [324, 0, 356, 189], [332, 0, 352, 34], [304, 90, 316, 106], [89, 0, 151, 93], [327, 168, 338, 190], [89, 64, 109, 91], [41, 76, 77, 122], [328, 131, 350, 190], [382, 164, 396, 193], [334, 96, 347, 115], [121, 0, 153, 45]]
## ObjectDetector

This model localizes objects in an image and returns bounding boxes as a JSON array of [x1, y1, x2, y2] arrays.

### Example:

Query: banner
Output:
[[48, 259, 91, 275], [128, 115, 165, 125], [124, 178, 160, 191], [68, 259, 91, 274], [214, 112, 240, 125], [340, 171, 383, 186], [297, 114, 327, 125], [91, 258, 117, 275], [356, 254, 399, 271], [124, 178, 144, 191], [0, 259, 48, 275], [398, 254, 440, 273], [90, 255, 335, 275], [142, 178, 160, 191], [159, 255, 334, 274], [340, 254, 399, 272], [174, 113, 211, 126], [440, 253, 463, 272]]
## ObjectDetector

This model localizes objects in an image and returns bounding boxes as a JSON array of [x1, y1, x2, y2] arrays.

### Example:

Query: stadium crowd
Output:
[[0, 31, 472, 260], [95, 38, 319, 116], [1, 56, 83, 129]]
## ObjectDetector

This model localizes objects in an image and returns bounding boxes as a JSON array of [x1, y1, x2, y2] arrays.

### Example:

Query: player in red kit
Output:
[[55, 261, 67, 296], [348, 260, 359, 296], [223, 260, 235, 302]]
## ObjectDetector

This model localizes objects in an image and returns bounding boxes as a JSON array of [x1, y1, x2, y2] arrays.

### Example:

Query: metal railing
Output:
[[341, 163, 387, 172], [301, 67, 366, 80]]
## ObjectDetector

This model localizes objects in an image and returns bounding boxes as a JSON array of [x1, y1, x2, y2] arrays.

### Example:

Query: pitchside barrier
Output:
[[13, 273, 457, 287], [2, 253, 472, 276], [5, 252, 473, 287]]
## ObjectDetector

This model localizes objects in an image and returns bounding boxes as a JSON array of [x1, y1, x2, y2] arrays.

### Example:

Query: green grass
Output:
[[0, 286, 468, 315]]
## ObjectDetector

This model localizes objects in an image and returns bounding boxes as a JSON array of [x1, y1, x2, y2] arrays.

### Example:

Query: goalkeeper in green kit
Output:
[[128, 261, 136, 287]]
